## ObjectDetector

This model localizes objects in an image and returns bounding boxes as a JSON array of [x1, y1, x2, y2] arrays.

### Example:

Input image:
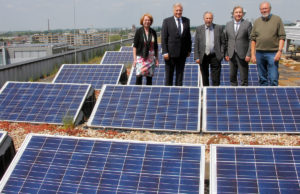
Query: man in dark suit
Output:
[[161, 3, 192, 86], [194, 12, 225, 86], [224, 6, 252, 86]]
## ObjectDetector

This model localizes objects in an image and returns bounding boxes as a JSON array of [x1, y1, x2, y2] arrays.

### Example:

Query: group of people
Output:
[[133, 1, 286, 87]]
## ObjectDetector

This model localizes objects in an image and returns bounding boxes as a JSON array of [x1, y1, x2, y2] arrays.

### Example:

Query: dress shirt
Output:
[[174, 16, 183, 34], [205, 25, 215, 54], [234, 20, 241, 33]]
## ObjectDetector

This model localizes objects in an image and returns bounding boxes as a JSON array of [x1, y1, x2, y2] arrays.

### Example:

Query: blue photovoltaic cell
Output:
[[211, 144, 300, 194], [100, 51, 133, 64], [0, 82, 91, 125], [120, 44, 162, 52], [208, 64, 258, 86], [128, 64, 199, 87], [0, 134, 205, 194], [88, 85, 201, 132], [120, 46, 133, 52], [203, 87, 300, 133], [53, 64, 123, 90], [158, 52, 196, 64]]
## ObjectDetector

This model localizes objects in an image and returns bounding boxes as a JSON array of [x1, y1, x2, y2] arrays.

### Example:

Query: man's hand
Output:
[[274, 51, 281, 62], [163, 54, 169, 61], [251, 56, 256, 64], [245, 56, 250, 62], [195, 59, 200, 64]]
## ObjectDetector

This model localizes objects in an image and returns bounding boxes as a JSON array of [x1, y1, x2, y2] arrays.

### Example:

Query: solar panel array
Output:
[[203, 87, 300, 133], [210, 64, 259, 86], [0, 134, 205, 194], [88, 85, 201, 132], [211, 144, 300, 194], [127, 64, 200, 87], [53, 64, 124, 90], [0, 82, 92, 125], [100, 51, 133, 64]]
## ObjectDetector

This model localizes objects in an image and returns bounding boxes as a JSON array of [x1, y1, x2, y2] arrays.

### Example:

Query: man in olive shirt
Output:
[[250, 1, 286, 86]]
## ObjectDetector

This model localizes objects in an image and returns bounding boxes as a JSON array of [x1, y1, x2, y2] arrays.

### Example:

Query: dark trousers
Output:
[[165, 57, 186, 86], [200, 53, 221, 86], [229, 53, 249, 86], [136, 76, 152, 85]]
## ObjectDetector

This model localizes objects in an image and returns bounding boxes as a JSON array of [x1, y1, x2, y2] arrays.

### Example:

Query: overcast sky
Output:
[[0, 0, 299, 31]]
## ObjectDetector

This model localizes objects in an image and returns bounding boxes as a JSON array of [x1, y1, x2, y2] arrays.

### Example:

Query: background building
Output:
[[5, 43, 68, 64]]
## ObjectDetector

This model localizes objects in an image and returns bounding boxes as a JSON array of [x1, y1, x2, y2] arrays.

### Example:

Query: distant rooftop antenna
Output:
[[48, 18, 50, 32], [48, 18, 52, 44]]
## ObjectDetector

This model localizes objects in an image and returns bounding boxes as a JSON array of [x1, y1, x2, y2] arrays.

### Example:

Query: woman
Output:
[[133, 13, 159, 85]]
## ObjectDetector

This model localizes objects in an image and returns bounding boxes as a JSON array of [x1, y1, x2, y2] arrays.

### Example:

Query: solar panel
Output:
[[120, 45, 162, 53], [120, 46, 133, 52], [210, 144, 300, 194], [158, 52, 196, 64], [100, 51, 133, 65], [0, 82, 93, 125], [0, 131, 15, 180], [208, 64, 259, 86], [127, 64, 200, 87], [203, 87, 300, 133], [88, 85, 201, 132], [0, 131, 5, 143], [52, 64, 124, 90], [0, 131, 8, 150], [0, 134, 205, 194]]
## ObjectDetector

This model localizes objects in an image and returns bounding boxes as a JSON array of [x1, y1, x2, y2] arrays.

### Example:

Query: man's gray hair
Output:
[[259, 1, 272, 9], [203, 11, 213, 18], [173, 3, 183, 9]]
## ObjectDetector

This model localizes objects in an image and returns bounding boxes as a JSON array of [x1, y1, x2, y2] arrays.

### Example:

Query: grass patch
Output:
[[86, 56, 103, 64]]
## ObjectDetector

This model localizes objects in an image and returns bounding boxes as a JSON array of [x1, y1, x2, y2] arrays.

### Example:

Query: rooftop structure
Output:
[[285, 20, 300, 41], [5, 43, 69, 64]]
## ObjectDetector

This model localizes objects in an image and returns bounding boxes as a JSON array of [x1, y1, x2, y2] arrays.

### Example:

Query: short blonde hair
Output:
[[140, 13, 153, 25]]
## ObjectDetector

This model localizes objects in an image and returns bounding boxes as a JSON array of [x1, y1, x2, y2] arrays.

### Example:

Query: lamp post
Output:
[[73, 0, 77, 63]]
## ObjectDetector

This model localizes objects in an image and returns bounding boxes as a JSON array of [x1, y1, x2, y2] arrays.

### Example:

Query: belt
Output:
[[204, 53, 216, 57]]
